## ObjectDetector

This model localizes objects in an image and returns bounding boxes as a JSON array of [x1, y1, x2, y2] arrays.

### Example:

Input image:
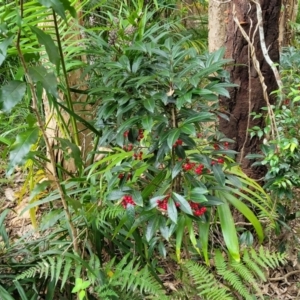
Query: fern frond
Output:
[[230, 259, 262, 298], [14, 255, 81, 291], [242, 249, 267, 282], [215, 250, 253, 300], [184, 260, 234, 300], [107, 254, 166, 298]]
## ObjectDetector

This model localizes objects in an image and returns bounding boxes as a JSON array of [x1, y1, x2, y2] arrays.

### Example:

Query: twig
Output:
[[269, 270, 300, 282]]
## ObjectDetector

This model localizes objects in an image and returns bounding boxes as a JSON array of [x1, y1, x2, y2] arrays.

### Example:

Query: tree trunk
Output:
[[219, 0, 281, 179], [208, 0, 229, 52], [279, 0, 299, 48]]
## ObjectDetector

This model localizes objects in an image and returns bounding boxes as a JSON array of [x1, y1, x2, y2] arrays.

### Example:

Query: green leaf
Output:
[[183, 112, 215, 124], [146, 218, 159, 242], [180, 123, 195, 135], [143, 97, 155, 113], [172, 192, 193, 215], [30, 26, 60, 68], [167, 128, 180, 149], [198, 212, 210, 265], [175, 215, 185, 262], [0, 80, 26, 113], [167, 198, 177, 224], [190, 187, 209, 203], [38, 0, 66, 20], [0, 36, 14, 66], [7, 127, 39, 176], [132, 190, 143, 206], [0, 284, 15, 300], [141, 116, 153, 131], [142, 171, 166, 199], [107, 190, 126, 200], [213, 164, 225, 186], [171, 161, 183, 179], [28, 66, 57, 97], [217, 192, 240, 262], [223, 192, 264, 243]]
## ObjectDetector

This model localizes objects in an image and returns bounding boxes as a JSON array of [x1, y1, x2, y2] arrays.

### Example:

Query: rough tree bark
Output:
[[218, 0, 281, 179]]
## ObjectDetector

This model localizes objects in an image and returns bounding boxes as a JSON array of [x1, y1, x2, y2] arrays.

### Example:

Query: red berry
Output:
[[118, 173, 124, 179], [213, 144, 219, 150], [217, 158, 224, 164], [123, 131, 129, 137]]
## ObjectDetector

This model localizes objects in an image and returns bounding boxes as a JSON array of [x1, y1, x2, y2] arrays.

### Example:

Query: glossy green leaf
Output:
[[172, 192, 192, 215], [186, 217, 200, 254], [30, 26, 60, 68], [217, 192, 240, 262], [28, 66, 57, 97], [224, 192, 264, 243], [180, 123, 195, 135], [175, 215, 185, 262], [7, 127, 39, 176], [141, 116, 153, 131], [143, 97, 155, 113], [146, 218, 159, 242], [171, 161, 183, 179], [183, 112, 215, 124], [167, 198, 177, 224], [198, 212, 211, 265], [167, 128, 180, 149], [0, 80, 26, 113], [213, 164, 225, 186], [132, 190, 143, 206], [142, 171, 166, 199]]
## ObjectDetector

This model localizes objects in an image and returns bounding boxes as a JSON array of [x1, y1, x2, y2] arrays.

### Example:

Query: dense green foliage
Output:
[[0, 0, 298, 299]]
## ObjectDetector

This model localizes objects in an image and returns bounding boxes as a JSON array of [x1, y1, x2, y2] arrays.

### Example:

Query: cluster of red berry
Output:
[[182, 159, 205, 175], [133, 151, 143, 160], [123, 143, 133, 151], [118, 173, 132, 181], [157, 195, 180, 211], [121, 195, 135, 208], [214, 142, 229, 150], [211, 158, 225, 165], [123, 130, 129, 137], [137, 129, 144, 142], [190, 201, 207, 216], [173, 139, 183, 147]]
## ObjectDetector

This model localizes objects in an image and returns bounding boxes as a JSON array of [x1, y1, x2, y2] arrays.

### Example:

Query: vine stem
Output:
[[232, 4, 280, 142], [17, 0, 80, 255]]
